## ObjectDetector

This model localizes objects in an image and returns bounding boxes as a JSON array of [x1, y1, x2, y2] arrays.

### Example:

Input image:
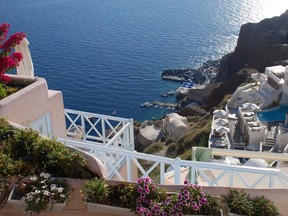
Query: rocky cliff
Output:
[[217, 10, 288, 81]]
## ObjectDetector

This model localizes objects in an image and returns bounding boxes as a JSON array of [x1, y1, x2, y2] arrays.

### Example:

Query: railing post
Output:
[[130, 118, 135, 150], [191, 166, 196, 184], [175, 157, 181, 185], [81, 114, 86, 141], [160, 162, 165, 185], [127, 155, 132, 182], [269, 174, 274, 189], [229, 171, 234, 187], [101, 117, 106, 145]]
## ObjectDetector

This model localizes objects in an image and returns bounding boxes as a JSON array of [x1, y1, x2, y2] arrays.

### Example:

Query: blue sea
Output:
[[1, 0, 288, 121]]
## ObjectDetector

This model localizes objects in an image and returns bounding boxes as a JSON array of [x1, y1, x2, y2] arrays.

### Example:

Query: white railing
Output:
[[64, 109, 134, 150], [58, 138, 288, 189]]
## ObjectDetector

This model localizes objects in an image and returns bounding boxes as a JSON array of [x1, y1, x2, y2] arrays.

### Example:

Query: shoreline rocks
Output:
[[161, 59, 220, 83]]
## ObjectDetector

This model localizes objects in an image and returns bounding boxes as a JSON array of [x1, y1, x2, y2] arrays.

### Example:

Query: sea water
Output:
[[1, 0, 288, 121]]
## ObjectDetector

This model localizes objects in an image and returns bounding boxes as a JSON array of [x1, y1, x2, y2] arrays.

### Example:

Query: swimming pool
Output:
[[257, 106, 288, 122]]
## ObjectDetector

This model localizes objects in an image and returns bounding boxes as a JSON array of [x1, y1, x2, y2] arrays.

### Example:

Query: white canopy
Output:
[[213, 109, 227, 118], [244, 158, 268, 168], [242, 103, 259, 111], [15, 37, 34, 77], [215, 126, 230, 134], [214, 118, 228, 126]]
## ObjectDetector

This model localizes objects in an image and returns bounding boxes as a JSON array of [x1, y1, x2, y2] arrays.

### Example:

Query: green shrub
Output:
[[82, 178, 110, 204], [0, 153, 22, 177], [252, 196, 280, 216], [200, 194, 223, 216], [35, 139, 86, 177], [226, 189, 254, 216], [0, 118, 15, 138], [9, 129, 39, 160], [144, 142, 164, 154], [165, 137, 175, 145], [166, 143, 177, 158], [179, 149, 192, 160]]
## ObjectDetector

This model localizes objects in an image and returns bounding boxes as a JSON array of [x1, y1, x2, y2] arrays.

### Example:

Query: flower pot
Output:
[[87, 203, 136, 216], [7, 186, 25, 210], [47, 201, 67, 212], [7, 185, 66, 212]]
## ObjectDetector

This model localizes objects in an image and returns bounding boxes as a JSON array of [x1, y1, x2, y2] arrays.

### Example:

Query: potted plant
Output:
[[252, 196, 280, 216], [128, 177, 167, 215], [82, 178, 136, 215], [0, 22, 26, 97], [8, 172, 70, 215], [198, 193, 223, 216], [160, 180, 209, 216], [226, 189, 254, 216]]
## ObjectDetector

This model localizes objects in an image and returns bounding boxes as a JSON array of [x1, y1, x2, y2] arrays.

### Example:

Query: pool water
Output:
[[257, 106, 288, 122]]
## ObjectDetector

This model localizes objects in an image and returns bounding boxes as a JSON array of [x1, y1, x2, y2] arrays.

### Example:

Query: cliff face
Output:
[[217, 10, 288, 81]]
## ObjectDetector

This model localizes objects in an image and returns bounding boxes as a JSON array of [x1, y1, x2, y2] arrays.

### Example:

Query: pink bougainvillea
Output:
[[0, 23, 26, 83]]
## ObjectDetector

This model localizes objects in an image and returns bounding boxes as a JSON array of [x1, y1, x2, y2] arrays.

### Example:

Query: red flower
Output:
[[0, 32, 26, 52], [0, 23, 10, 43], [0, 23, 26, 84], [0, 56, 16, 73], [0, 74, 11, 83], [12, 52, 23, 66]]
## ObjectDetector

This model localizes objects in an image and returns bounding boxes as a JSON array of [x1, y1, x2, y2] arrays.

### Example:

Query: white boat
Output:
[[167, 91, 174, 95], [141, 102, 153, 108]]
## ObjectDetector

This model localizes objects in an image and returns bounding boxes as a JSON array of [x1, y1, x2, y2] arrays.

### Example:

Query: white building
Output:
[[162, 113, 189, 139]]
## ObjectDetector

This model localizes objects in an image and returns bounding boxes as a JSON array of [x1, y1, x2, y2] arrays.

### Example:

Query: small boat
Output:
[[141, 102, 153, 107], [155, 105, 159, 108], [112, 111, 117, 116], [146, 102, 153, 107], [161, 93, 168, 97], [167, 91, 174, 95]]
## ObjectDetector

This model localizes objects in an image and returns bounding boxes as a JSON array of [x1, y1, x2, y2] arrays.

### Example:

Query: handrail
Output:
[[58, 138, 288, 189], [64, 109, 134, 150]]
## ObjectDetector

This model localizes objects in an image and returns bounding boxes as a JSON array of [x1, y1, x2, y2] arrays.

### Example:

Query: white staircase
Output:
[[260, 89, 282, 109]]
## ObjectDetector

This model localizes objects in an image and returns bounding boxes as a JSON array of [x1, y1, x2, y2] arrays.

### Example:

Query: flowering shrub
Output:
[[83, 178, 212, 216], [21, 172, 70, 215], [0, 23, 26, 83], [134, 177, 166, 215], [165, 179, 208, 215], [135, 178, 208, 216]]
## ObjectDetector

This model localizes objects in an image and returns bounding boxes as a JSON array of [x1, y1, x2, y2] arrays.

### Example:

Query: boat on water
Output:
[[141, 102, 153, 108], [161, 93, 168, 97], [167, 91, 174, 95], [155, 105, 159, 108]]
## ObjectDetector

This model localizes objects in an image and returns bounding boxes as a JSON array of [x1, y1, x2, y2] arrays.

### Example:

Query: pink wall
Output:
[[0, 75, 66, 138]]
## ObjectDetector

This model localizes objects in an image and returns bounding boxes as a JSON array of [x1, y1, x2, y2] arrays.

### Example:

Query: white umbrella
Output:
[[242, 103, 259, 111], [213, 109, 227, 118], [15, 37, 34, 77], [244, 158, 268, 168], [215, 126, 230, 134], [214, 118, 228, 126]]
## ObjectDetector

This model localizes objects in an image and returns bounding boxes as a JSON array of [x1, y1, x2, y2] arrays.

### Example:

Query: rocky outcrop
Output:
[[186, 83, 220, 105], [217, 10, 288, 81], [177, 106, 207, 117]]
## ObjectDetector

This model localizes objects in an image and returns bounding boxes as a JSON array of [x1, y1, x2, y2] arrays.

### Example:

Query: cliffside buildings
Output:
[[209, 65, 288, 153]]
